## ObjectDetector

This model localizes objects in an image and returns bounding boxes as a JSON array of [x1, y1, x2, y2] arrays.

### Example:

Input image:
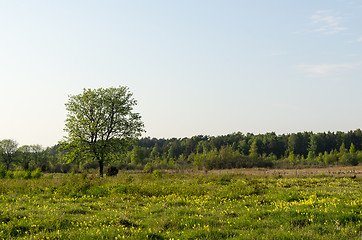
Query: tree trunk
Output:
[[5, 157, 10, 170], [99, 160, 104, 177]]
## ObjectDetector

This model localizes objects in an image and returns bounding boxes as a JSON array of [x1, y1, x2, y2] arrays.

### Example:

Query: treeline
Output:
[[0, 140, 65, 173], [123, 129, 362, 170], [1, 129, 362, 173]]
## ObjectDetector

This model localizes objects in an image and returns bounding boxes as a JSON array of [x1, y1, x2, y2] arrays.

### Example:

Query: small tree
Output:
[[288, 151, 297, 166], [60, 87, 144, 177], [30, 145, 45, 169], [18, 145, 46, 170], [0, 139, 19, 170], [131, 146, 145, 165], [249, 141, 259, 159], [18, 145, 33, 170], [349, 143, 358, 166], [150, 144, 160, 159]]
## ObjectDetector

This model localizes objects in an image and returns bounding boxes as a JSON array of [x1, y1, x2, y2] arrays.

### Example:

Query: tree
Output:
[[349, 143, 358, 166], [30, 145, 46, 170], [0, 139, 19, 170], [249, 141, 259, 159], [60, 87, 144, 177], [288, 151, 296, 165], [167, 145, 176, 160], [17, 145, 33, 170], [238, 140, 249, 155], [288, 133, 309, 157], [131, 146, 145, 165], [150, 144, 161, 159], [308, 134, 318, 155]]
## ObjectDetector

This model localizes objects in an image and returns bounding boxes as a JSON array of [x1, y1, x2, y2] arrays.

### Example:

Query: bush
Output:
[[31, 168, 42, 179], [13, 171, 23, 179], [7, 171, 14, 179], [106, 166, 119, 176], [152, 170, 162, 178], [14, 170, 33, 179], [23, 171, 32, 179], [144, 163, 154, 173]]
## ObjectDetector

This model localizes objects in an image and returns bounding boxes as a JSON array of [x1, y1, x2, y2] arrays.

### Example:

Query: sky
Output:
[[1, 0, 362, 147]]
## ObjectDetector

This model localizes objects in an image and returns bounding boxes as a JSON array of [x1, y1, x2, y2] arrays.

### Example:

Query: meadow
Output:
[[0, 170, 361, 239]]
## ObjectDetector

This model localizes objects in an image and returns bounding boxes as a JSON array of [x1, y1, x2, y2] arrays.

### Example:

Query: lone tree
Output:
[[60, 86, 144, 177]]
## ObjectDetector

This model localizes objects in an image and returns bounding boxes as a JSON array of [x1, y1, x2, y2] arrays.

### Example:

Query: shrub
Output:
[[144, 163, 154, 173], [152, 170, 162, 178], [13, 171, 24, 179], [106, 166, 119, 176], [31, 168, 42, 179], [23, 170, 32, 179], [6, 171, 14, 179]]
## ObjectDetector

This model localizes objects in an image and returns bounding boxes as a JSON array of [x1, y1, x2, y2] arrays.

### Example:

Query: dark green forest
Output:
[[1, 129, 362, 175]]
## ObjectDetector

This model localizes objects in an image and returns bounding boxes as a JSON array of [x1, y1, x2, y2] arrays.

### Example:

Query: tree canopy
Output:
[[0, 139, 18, 170], [60, 86, 144, 176]]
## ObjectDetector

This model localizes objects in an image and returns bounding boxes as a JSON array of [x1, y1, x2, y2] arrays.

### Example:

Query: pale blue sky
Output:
[[1, 0, 362, 147]]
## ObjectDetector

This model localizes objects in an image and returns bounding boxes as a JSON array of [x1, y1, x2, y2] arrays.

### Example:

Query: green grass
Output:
[[0, 172, 361, 239]]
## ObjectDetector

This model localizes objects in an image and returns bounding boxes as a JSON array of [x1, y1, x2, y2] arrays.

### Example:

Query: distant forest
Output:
[[1, 129, 362, 174]]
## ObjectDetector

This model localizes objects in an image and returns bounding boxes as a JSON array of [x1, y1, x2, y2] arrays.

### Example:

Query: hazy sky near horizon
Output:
[[1, 0, 362, 147]]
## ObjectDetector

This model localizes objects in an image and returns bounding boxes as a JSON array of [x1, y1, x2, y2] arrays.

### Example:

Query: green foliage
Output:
[[152, 170, 162, 178], [193, 153, 206, 170], [0, 168, 43, 179], [150, 144, 161, 159], [288, 132, 309, 157], [357, 152, 362, 165], [0, 165, 6, 179], [13, 170, 27, 179], [349, 143, 356, 154], [131, 146, 145, 165], [288, 151, 296, 164], [4, 129, 362, 174], [135, 129, 362, 169], [0, 139, 18, 170], [0, 168, 42, 179], [238, 140, 249, 155], [144, 163, 154, 173], [60, 86, 144, 176], [31, 168, 42, 179], [249, 141, 259, 159]]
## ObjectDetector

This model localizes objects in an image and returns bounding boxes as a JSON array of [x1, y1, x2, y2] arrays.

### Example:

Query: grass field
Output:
[[0, 169, 361, 239]]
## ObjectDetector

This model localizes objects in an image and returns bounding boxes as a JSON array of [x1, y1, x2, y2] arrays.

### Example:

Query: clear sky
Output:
[[1, 0, 362, 147]]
